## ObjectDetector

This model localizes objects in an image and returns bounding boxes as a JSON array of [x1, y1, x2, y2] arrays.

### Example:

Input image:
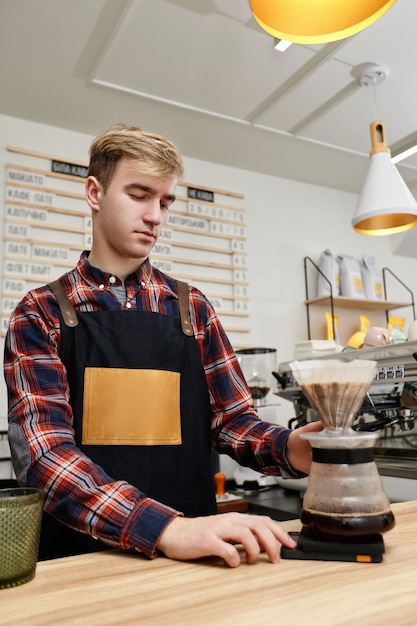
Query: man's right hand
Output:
[[155, 512, 297, 567]]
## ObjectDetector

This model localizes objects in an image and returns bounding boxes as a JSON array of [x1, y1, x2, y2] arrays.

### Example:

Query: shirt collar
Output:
[[77, 251, 153, 288]]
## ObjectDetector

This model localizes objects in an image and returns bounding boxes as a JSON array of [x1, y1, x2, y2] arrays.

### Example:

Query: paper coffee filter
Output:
[[289, 359, 377, 430], [289, 359, 377, 384]]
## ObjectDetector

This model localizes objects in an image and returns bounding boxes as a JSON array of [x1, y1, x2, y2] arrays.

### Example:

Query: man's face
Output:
[[89, 157, 177, 264]]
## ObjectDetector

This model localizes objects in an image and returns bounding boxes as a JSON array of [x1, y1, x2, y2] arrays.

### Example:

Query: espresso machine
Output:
[[274, 341, 417, 481]]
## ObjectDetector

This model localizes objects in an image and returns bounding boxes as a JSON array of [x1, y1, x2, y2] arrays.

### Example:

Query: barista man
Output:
[[4, 123, 322, 567]]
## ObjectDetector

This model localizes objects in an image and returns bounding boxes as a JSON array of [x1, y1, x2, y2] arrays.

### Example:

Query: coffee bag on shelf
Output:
[[317, 249, 339, 297], [361, 255, 384, 300], [337, 254, 365, 298]]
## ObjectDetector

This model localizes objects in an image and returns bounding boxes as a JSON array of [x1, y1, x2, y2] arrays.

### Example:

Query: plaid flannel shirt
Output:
[[4, 252, 300, 557]]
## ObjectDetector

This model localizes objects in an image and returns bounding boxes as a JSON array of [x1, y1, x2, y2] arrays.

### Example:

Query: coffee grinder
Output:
[[235, 348, 277, 407], [281, 358, 395, 563]]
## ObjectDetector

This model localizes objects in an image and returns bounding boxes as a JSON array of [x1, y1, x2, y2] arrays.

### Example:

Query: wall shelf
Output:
[[304, 256, 416, 343], [305, 295, 411, 311]]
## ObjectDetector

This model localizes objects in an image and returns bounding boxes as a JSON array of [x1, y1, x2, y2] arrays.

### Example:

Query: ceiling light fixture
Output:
[[250, 0, 397, 44], [352, 67, 417, 236], [274, 38, 292, 52], [352, 121, 417, 235]]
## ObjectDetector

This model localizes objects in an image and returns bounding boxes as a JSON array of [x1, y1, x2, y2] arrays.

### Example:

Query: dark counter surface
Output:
[[225, 481, 303, 521]]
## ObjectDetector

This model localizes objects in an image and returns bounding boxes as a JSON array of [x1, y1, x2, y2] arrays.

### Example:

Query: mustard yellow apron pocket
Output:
[[82, 367, 181, 445]]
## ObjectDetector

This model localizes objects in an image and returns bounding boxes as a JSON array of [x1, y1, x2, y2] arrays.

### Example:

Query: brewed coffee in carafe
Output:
[[290, 359, 395, 536]]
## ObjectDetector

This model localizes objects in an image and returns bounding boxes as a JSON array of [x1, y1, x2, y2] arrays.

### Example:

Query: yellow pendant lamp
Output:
[[250, 0, 397, 44], [352, 121, 417, 236]]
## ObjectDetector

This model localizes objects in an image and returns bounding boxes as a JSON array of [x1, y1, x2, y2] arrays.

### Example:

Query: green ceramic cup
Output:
[[0, 487, 44, 589]]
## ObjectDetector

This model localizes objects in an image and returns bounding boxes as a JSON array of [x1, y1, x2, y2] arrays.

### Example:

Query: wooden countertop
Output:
[[2, 500, 417, 626]]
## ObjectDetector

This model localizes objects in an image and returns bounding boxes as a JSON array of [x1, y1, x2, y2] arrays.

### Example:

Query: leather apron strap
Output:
[[49, 279, 78, 327], [49, 278, 193, 336], [176, 280, 193, 336]]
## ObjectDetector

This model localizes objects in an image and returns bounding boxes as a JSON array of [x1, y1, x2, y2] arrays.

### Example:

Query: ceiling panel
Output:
[[0, 0, 416, 197], [255, 56, 359, 133], [91, 0, 317, 121]]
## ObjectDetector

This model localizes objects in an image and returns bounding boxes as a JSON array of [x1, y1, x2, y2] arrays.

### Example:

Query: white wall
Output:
[[183, 156, 417, 354], [1, 113, 417, 437]]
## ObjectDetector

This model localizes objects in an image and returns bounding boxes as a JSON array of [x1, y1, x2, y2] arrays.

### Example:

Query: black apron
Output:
[[39, 279, 216, 560]]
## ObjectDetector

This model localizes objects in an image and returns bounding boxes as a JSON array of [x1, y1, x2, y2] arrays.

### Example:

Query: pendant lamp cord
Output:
[[372, 76, 379, 120]]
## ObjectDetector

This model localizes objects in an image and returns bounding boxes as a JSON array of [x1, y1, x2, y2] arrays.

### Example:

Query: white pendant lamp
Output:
[[250, 0, 397, 45], [352, 121, 417, 236]]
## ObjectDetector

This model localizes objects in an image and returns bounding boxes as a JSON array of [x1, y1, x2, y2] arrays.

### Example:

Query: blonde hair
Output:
[[88, 123, 184, 191]]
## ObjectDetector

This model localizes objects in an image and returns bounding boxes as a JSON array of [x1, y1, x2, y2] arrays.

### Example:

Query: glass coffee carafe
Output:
[[290, 359, 395, 536]]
